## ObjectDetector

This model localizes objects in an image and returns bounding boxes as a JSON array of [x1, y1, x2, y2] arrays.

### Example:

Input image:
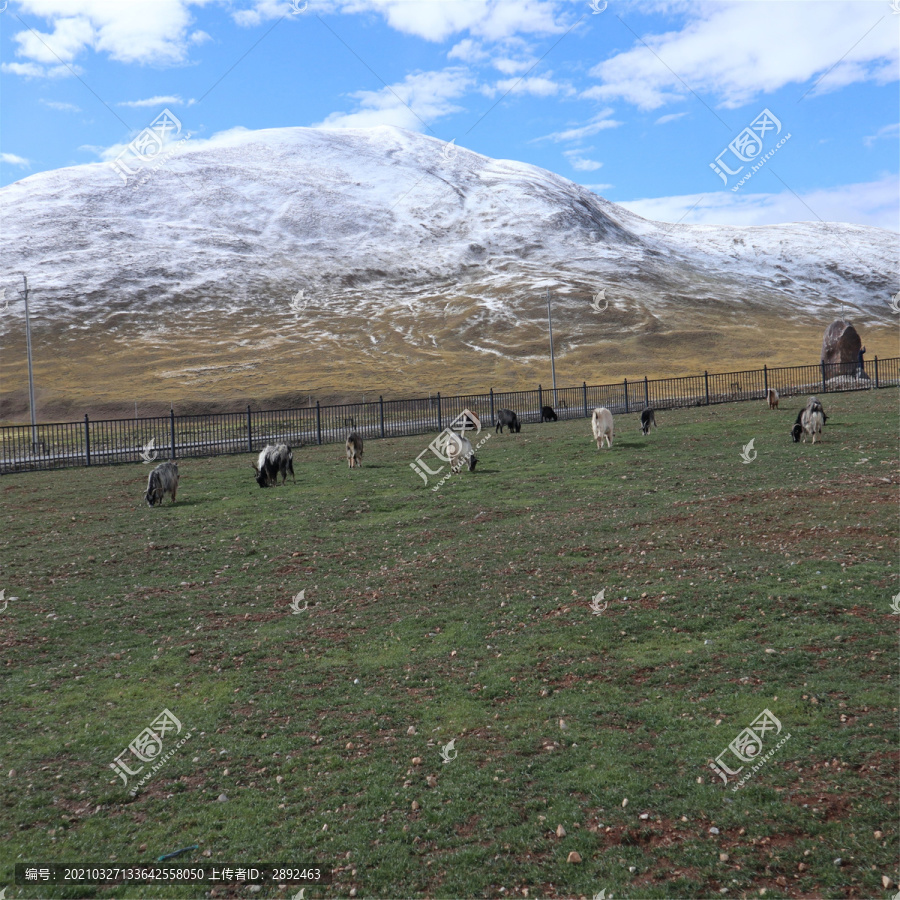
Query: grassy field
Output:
[[1, 389, 897, 900]]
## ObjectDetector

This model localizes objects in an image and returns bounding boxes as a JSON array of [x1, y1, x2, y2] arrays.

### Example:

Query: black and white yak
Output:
[[145, 461, 179, 506], [253, 444, 295, 487]]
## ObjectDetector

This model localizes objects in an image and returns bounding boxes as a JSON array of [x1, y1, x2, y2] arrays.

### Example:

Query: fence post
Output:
[[821, 360, 827, 393], [538, 384, 543, 413], [624, 378, 629, 414], [490, 388, 495, 427], [644, 375, 649, 409], [705, 371, 710, 406], [380, 396, 385, 438], [874, 356, 879, 388], [246, 405, 252, 452], [168, 407, 176, 460], [84, 414, 91, 467], [583, 382, 588, 418], [763, 364, 768, 393], [316, 401, 322, 445], [437, 393, 442, 432]]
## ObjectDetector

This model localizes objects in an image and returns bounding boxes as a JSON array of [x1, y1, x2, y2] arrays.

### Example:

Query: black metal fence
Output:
[[2, 358, 896, 474]]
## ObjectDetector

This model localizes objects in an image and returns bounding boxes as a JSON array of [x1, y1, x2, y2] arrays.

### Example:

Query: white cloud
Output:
[[315, 68, 473, 131], [13, 15, 95, 64], [563, 148, 603, 171], [447, 38, 490, 65], [587, 1, 899, 110], [485, 75, 573, 98], [535, 109, 622, 143], [1, 153, 31, 168], [617, 176, 900, 231], [118, 95, 196, 107], [232, 0, 290, 28], [1, 61, 75, 78], [655, 112, 687, 125], [7, 0, 213, 73], [581, 183, 613, 193], [39, 99, 82, 112], [568, 157, 603, 171], [863, 122, 899, 147], [237, 0, 567, 42]]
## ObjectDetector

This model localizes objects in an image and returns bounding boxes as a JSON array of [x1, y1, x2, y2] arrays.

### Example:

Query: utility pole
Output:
[[546, 287, 557, 404], [20, 275, 38, 449]]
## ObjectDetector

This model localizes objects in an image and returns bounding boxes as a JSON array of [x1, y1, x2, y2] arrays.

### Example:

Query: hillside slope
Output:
[[0, 125, 896, 416]]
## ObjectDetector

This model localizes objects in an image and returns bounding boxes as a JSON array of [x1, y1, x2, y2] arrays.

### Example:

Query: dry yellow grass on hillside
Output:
[[1, 307, 896, 422]]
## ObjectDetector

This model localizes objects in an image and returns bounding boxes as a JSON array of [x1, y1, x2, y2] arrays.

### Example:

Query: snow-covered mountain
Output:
[[0, 125, 896, 411]]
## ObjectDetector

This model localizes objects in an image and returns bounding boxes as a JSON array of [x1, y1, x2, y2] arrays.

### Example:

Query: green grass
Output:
[[1, 390, 897, 900]]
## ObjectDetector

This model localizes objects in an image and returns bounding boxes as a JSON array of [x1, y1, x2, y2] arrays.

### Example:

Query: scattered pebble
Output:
[[556, 825, 566, 838], [411, 801, 420, 811], [412, 757, 422, 765], [622, 798, 628, 808], [719, 853, 729, 862], [217, 794, 228, 802], [628, 866, 636, 874], [566, 851, 581, 864], [407, 726, 416, 735], [639, 814, 649, 820], [709, 827, 720, 835]]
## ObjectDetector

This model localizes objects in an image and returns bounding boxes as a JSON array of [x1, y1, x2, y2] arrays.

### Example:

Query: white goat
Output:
[[591, 407, 614, 450]]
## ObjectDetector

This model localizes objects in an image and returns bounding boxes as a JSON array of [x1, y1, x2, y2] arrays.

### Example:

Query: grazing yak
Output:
[[791, 397, 827, 443], [145, 461, 179, 506], [766, 388, 779, 410], [640, 408, 657, 435], [591, 407, 614, 450], [448, 433, 477, 472], [495, 409, 521, 433], [540, 406, 558, 422], [253, 444, 295, 487], [346, 432, 364, 469]]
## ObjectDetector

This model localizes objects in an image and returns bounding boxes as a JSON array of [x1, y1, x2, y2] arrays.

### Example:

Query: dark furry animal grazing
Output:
[[640, 408, 657, 435], [495, 409, 521, 433], [540, 406, 558, 422], [346, 432, 364, 469], [145, 461, 179, 506], [253, 444, 294, 487]]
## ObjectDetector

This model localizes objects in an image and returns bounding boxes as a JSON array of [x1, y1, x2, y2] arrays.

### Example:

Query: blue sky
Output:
[[1, 0, 897, 228]]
